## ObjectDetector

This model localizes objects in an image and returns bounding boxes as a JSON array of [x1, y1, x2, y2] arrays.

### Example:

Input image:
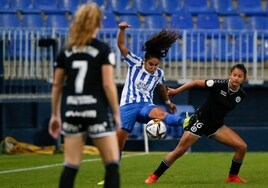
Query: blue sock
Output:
[[164, 114, 183, 126]]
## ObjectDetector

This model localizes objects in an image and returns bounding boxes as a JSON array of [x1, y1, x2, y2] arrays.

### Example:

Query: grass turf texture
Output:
[[0, 152, 267, 188]]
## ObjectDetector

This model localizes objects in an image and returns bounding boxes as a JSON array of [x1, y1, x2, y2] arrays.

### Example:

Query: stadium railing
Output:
[[0, 28, 267, 100]]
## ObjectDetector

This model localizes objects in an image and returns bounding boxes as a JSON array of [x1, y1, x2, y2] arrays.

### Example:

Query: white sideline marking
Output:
[[0, 153, 146, 175]]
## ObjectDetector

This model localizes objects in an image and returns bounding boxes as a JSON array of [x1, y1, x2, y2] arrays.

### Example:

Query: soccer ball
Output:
[[145, 119, 167, 139]]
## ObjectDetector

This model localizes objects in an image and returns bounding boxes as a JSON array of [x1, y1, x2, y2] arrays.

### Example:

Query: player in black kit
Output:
[[145, 64, 248, 184], [48, 3, 121, 188]]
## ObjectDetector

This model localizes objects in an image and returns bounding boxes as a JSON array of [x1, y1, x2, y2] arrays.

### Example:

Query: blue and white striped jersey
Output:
[[120, 51, 166, 106]]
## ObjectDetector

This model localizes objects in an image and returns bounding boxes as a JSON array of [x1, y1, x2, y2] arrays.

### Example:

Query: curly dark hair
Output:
[[142, 29, 179, 59]]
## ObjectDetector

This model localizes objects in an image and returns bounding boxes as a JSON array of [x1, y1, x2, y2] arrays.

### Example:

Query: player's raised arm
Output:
[[117, 22, 130, 57]]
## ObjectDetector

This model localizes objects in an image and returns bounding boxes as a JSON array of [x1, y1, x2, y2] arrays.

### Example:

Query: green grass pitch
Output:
[[0, 152, 267, 188]]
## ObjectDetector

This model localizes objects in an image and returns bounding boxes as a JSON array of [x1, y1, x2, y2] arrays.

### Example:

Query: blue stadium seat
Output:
[[237, 0, 265, 15], [170, 11, 194, 31], [259, 40, 268, 61], [127, 35, 144, 57], [212, 37, 234, 61], [135, 0, 162, 15], [211, 0, 238, 15], [0, 0, 15, 13], [35, 0, 61, 14], [46, 14, 69, 29], [165, 41, 183, 61], [186, 33, 211, 61], [58, 0, 80, 14], [234, 35, 254, 62], [184, 0, 214, 15], [100, 11, 117, 38], [196, 13, 220, 37], [143, 15, 168, 29], [22, 14, 45, 28], [111, 0, 137, 15], [0, 13, 21, 27], [84, 0, 104, 7], [247, 16, 268, 38], [118, 15, 141, 28], [222, 16, 247, 36], [160, 0, 183, 15], [102, 11, 117, 28], [10, 0, 39, 14]]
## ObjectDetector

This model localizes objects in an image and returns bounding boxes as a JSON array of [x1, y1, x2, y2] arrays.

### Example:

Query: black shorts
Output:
[[62, 112, 116, 138], [185, 112, 223, 137]]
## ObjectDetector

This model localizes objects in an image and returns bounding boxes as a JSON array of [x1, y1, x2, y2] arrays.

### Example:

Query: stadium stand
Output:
[[21, 14, 45, 28], [45, 14, 69, 29], [118, 15, 142, 28], [161, 0, 183, 15], [183, 0, 214, 15], [170, 11, 194, 31], [102, 11, 117, 28], [222, 15, 247, 36], [34, 0, 61, 14], [196, 13, 220, 37], [143, 15, 168, 29], [0, 13, 21, 27], [212, 37, 234, 61], [10, 0, 39, 14], [247, 16, 268, 38], [0, 0, 15, 13], [111, 0, 137, 15], [58, 0, 81, 14], [135, 0, 162, 15], [237, 0, 265, 15], [211, 0, 238, 15]]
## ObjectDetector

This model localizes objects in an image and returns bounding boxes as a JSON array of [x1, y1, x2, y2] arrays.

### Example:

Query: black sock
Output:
[[59, 164, 79, 188], [229, 159, 242, 175], [104, 162, 120, 188], [154, 159, 171, 177]]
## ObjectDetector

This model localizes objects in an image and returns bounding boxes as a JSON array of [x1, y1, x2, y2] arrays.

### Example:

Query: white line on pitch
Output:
[[0, 153, 147, 175]]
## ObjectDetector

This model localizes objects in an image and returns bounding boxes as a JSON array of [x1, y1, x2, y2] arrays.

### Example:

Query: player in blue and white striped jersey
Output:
[[117, 22, 192, 153]]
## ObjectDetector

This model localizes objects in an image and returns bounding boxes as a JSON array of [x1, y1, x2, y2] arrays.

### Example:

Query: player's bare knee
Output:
[[237, 142, 247, 154]]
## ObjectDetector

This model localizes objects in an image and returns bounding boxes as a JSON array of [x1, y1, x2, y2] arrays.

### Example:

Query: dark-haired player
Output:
[[116, 22, 194, 154], [145, 64, 248, 183]]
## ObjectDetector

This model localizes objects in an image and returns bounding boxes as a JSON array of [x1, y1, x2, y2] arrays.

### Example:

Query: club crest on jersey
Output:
[[235, 96, 241, 103], [206, 80, 214, 87]]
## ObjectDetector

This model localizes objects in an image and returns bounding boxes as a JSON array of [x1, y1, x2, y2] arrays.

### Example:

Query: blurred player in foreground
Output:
[[49, 3, 121, 188], [145, 63, 248, 184]]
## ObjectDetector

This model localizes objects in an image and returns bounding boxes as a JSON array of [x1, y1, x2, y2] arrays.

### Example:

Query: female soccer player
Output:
[[145, 63, 248, 184], [117, 22, 191, 153], [48, 3, 121, 188]]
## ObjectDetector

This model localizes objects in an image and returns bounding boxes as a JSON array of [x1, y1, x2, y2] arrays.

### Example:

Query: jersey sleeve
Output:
[[124, 50, 142, 66], [205, 79, 226, 88], [101, 44, 116, 66], [55, 49, 66, 69]]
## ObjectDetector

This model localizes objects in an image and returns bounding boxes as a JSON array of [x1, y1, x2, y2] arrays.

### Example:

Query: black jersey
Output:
[[55, 38, 115, 126], [198, 79, 246, 124]]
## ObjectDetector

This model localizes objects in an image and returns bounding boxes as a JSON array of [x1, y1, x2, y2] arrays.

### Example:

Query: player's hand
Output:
[[113, 113, 122, 130], [119, 22, 131, 30], [48, 116, 61, 139], [167, 87, 176, 98]]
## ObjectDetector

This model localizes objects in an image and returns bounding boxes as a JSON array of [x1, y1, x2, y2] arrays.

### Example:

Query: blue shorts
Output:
[[120, 102, 156, 133]]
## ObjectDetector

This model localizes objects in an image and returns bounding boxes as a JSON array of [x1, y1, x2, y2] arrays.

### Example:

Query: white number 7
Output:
[[72, 61, 88, 93]]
